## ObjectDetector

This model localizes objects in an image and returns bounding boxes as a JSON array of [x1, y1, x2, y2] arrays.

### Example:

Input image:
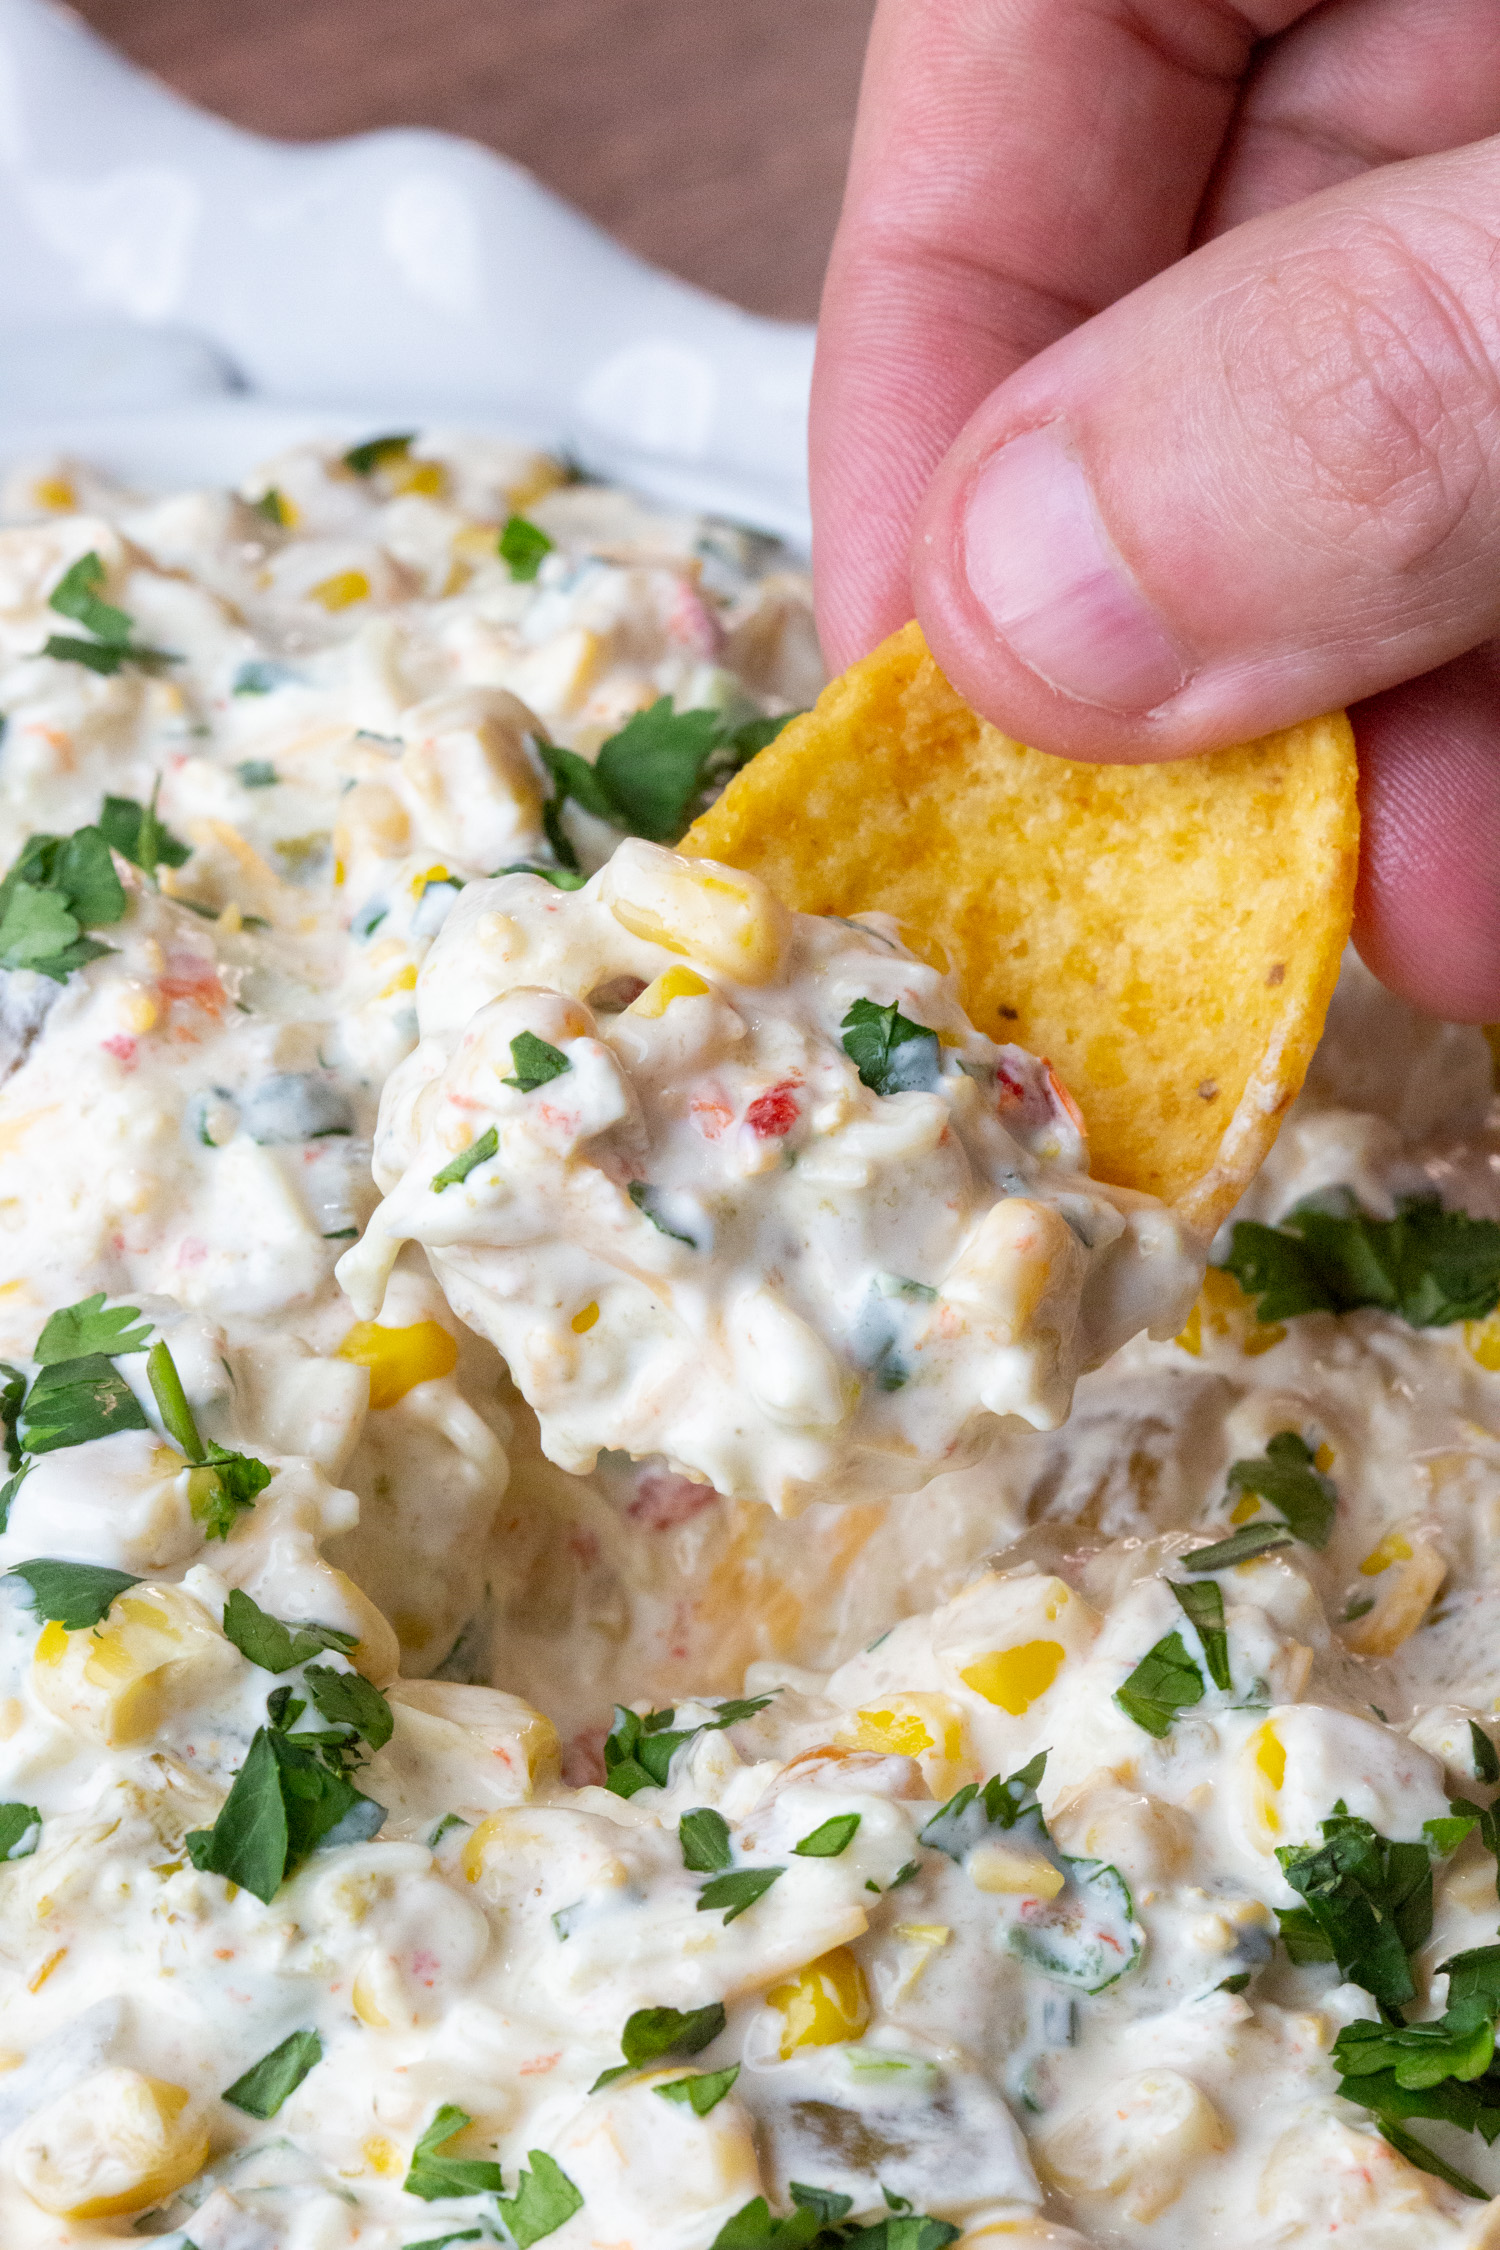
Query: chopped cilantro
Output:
[[679, 1806, 733, 1873], [254, 488, 288, 526], [792, 1812, 861, 1859], [920, 1753, 1049, 1860], [840, 998, 941, 1097], [222, 2027, 322, 2118], [301, 1663, 393, 1753], [592, 2001, 726, 2092], [8, 1558, 141, 1630], [1224, 1430, 1336, 1548], [1220, 1191, 1500, 1329], [656, 2063, 740, 2115], [1275, 1811, 1432, 2009], [221, 1588, 358, 1672], [628, 1180, 697, 1245], [403, 2103, 504, 2199], [1185, 1523, 1294, 1572], [1170, 1577, 1231, 1691], [498, 514, 554, 581], [498, 2152, 584, 2246], [343, 431, 415, 476], [232, 659, 299, 696], [503, 1031, 570, 1093], [697, 1866, 783, 1923], [44, 552, 176, 673], [492, 861, 589, 890], [0, 822, 127, 981], [1475, 1722, 1500, 1786], [603, 1696, 773, 1796], [185, 1724, 384, 1902], [147, 1340, 271, 1539], [98, 785, 191, 879], [428, 1812, 469, 1849], [0, 1803, 40, 1862], [1113, 1631, 1205, 1737], [431, 1127, 498, 1193], [237, 759, 279, 788], [1330, 1945, 1500, 2197], [21, 1354, 150, 1453], [34, 1295, 151, 1364], [710, 2191, 958, 2250], [0, 1364, 22, 1475], [593, 700, 725, 842]]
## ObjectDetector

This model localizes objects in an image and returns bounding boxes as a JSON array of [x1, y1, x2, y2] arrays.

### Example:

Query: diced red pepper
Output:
[[745, 1080, 800, 1138]]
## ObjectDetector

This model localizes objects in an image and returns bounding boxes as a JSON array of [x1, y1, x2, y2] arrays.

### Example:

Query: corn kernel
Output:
[[385, 458, 447, 498], [571, 1302, 599, 1334], [768, 1946, 870, 2056], [364, 2135, 401, 2176], [1175, 1302, 1202, 1356], [835, 1693, 967, 1798], [630, 966, 711, 1018], [941, 1199, 1077, 1341], [1314, 1442, 1335, 1473], [1230, 1494, 1261, 1525], [1344, 1544, 1448, 1657], [600, 840, 789, 986], [120, 990, 159, 1034], [309, 569, 371, 612], [35, 1621, 68, 1666], [378, 963, 418, 999], [967, 1842, 1066, 1898], [34, 1584, 228, 1747], [961, 1640, 1064, 1715], [1249, 1721, 1286, 1838], [1360, 1531, 1412, 1577], [337, 1320, 459, 1408], [32, 477, 76, 512], [1467, 1310, 1500, 1371]]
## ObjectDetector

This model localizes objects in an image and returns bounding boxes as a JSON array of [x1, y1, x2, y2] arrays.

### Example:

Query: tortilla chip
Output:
[[684, 621, 1358, 1236]]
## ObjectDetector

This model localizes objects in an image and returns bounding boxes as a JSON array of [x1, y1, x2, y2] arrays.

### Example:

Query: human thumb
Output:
[[910, 139, 1500, 763]]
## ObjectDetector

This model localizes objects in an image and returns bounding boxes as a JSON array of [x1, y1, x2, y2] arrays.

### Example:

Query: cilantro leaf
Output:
[[712, 712, 800, 772], [656, 2064, 740, 2115], [185, 1725, 384, 1902], [498, 514, 554, 581], [593, 701, 725, 843], [711, 2198, 822, 2250], [680, 1806, 733, 1873], [603, 1696, 773, 1796], [537, 742, 617, 839], [0, 827, 126, 979], [46, 826, 127, 925], [236, 759, 279, 788], [493, 861, 589, 890], [193, 1444, 273, 1539], [21, 1354, 150, 1453], [1220, 1193, 1500, 1329], [498, 2150, 584, 2247], [302, 1664, 393, 1752], [919, 1753, 1049, 1861], [504, 1031, 571, 1093], [628, 1180, 697, 1245], [697, 1866, 783, 1923], [790, 2185, 855, 2225], [1185, 1524, 1294, 1572], [793, 1813, 861, 1859], [221, 1588, 358, 1673], [1225, 1430, 1336, 1548], [840, 998, 941, 1097], [1170, 1578, 1231, 1691], [403, 2103, 504, 2200], [253, 489, 288, 527], [0, 883, 91, 978], [0, 1803, 40, 1862], [343, 431, 415, 476], [1375, 2116, 1489, 2200], [591, 2000, 727, 2092], [0, 1365, 22, 1475], [99, 787, 191, 878], [1113, 1630, 1205, 1737], [49, 550, 131, 644], [222, 2027, 323, 2118], [8, 1558, 141, 1630], [147, 1337, 201, 1456], [1473, 1723, 1500, 1786], [1276, 1812, 1432, 2009], [34, 1295, 150, 1364], [432, 1127, 498, 1192]]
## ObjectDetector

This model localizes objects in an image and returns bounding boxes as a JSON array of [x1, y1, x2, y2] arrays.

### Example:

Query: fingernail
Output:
[[962, 426, 1188, 711]]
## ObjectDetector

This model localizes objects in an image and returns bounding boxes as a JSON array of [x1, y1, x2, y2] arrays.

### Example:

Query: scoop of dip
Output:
[[339, 839, 1201, 1510]]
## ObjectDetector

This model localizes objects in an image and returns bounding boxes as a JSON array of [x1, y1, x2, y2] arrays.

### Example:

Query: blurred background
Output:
[[66, 0, 876, 323]]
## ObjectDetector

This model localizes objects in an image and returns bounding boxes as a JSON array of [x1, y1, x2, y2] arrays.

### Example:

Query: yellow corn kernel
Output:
[[1248, 1721, 1286, 1838], [28, 1949, 65, 1993], [12, 2069, 208, 2219], [363, 2135, 401, 2177], [1315, 1442, 1335, 1473], [1344, 1544, 1448, 1658], [509, 458, 569, 510], [1175, 1301, 1202, 1356], [1189, 1266, 1288, 1357], [894, 1922, 951, 1947], [35, 1621, 68, 1667], [378, 963, 418, 998], [630, 966, 711, 1018], [414, 864, 454, 894], [941, 1199, 1078, 1342], [835, 1693, 968, 1798], [32, 476, 76, 512], [1360, 1531, 1413, 1577], [961, 1640, 1065, 1716], [1467, 1310, 1500, 1371], [337, 1319, 459, 1408], [600, 840, 789, 986], [309, 569, 371, 612], [351, 1964, 390, 2028], [768, 1947, 870, 2057], [33, 1584, 229, 1747], [1230, 1494, 1261, 1525], [571, 1302, 599, 1334], [385, 458, 447, 498], [119, 990, 160, 1034], [967, 1842, 1066, 1898]]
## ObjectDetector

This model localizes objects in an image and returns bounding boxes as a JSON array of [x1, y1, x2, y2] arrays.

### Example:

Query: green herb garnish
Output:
[[503, 1031, 571, 1093], [603, 1696, 772, 1797], [1275, 1810, 1432, 2009], [1220, 1191, 1500, 1329], [8, 1558, 141, 1630], [792, 1813, 861, 1859], [656, 2064, 740, 2115], [1224, 1430, 1336, 1548], [431, 1127, 498, 1192], [33, 1295, 151, 1363], [1185, 1523, 1294, 1572], [184, 1725, 384, 1902], [679, 1806, 733, 1873], [591, 2001, 726, 2093], [237, 759, 279, 788], [498, 514, 554, 581], [627, 1180, 697, 1245], [147, 1339, 271, 1539], [697, 1866, 783, 1923], [493, 861, 589, 890], [534, 703, 796, 860], [221, 1588, 358, 1673], [343, 431, 415, 476], [0, 823, 126, 981], [0, 1804, 40, 1862], [43, 552, 177, 673], [1113, 1631, 1205, 1737], [222, 2027, 322, 2118], [1170, 1577, 1231, 1691], [21, 1355, 150, 1453], [98, 786, 191, 879], [840, 998, 940, 1097], [403, 2103, 504, 2198]]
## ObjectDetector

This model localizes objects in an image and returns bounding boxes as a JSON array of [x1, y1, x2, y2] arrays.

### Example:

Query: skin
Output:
[[810, 0, 1500, 1020]]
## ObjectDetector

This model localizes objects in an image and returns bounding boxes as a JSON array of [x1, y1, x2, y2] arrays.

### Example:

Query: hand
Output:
[[811, 0, 1500, 1020]]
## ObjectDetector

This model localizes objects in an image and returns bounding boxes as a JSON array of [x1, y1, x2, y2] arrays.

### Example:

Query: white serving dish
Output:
[[0, 0, 816, 540]]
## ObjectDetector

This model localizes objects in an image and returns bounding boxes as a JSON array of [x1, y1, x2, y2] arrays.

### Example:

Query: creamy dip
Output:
[[0, 439, 1494, 2250]]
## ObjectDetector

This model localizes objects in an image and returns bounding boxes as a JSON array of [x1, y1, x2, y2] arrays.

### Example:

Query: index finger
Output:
[[810, 0, 1307, 667]]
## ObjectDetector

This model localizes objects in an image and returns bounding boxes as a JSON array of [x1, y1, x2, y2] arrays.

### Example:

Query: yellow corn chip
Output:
[[685, 622, 1357, 1235]]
